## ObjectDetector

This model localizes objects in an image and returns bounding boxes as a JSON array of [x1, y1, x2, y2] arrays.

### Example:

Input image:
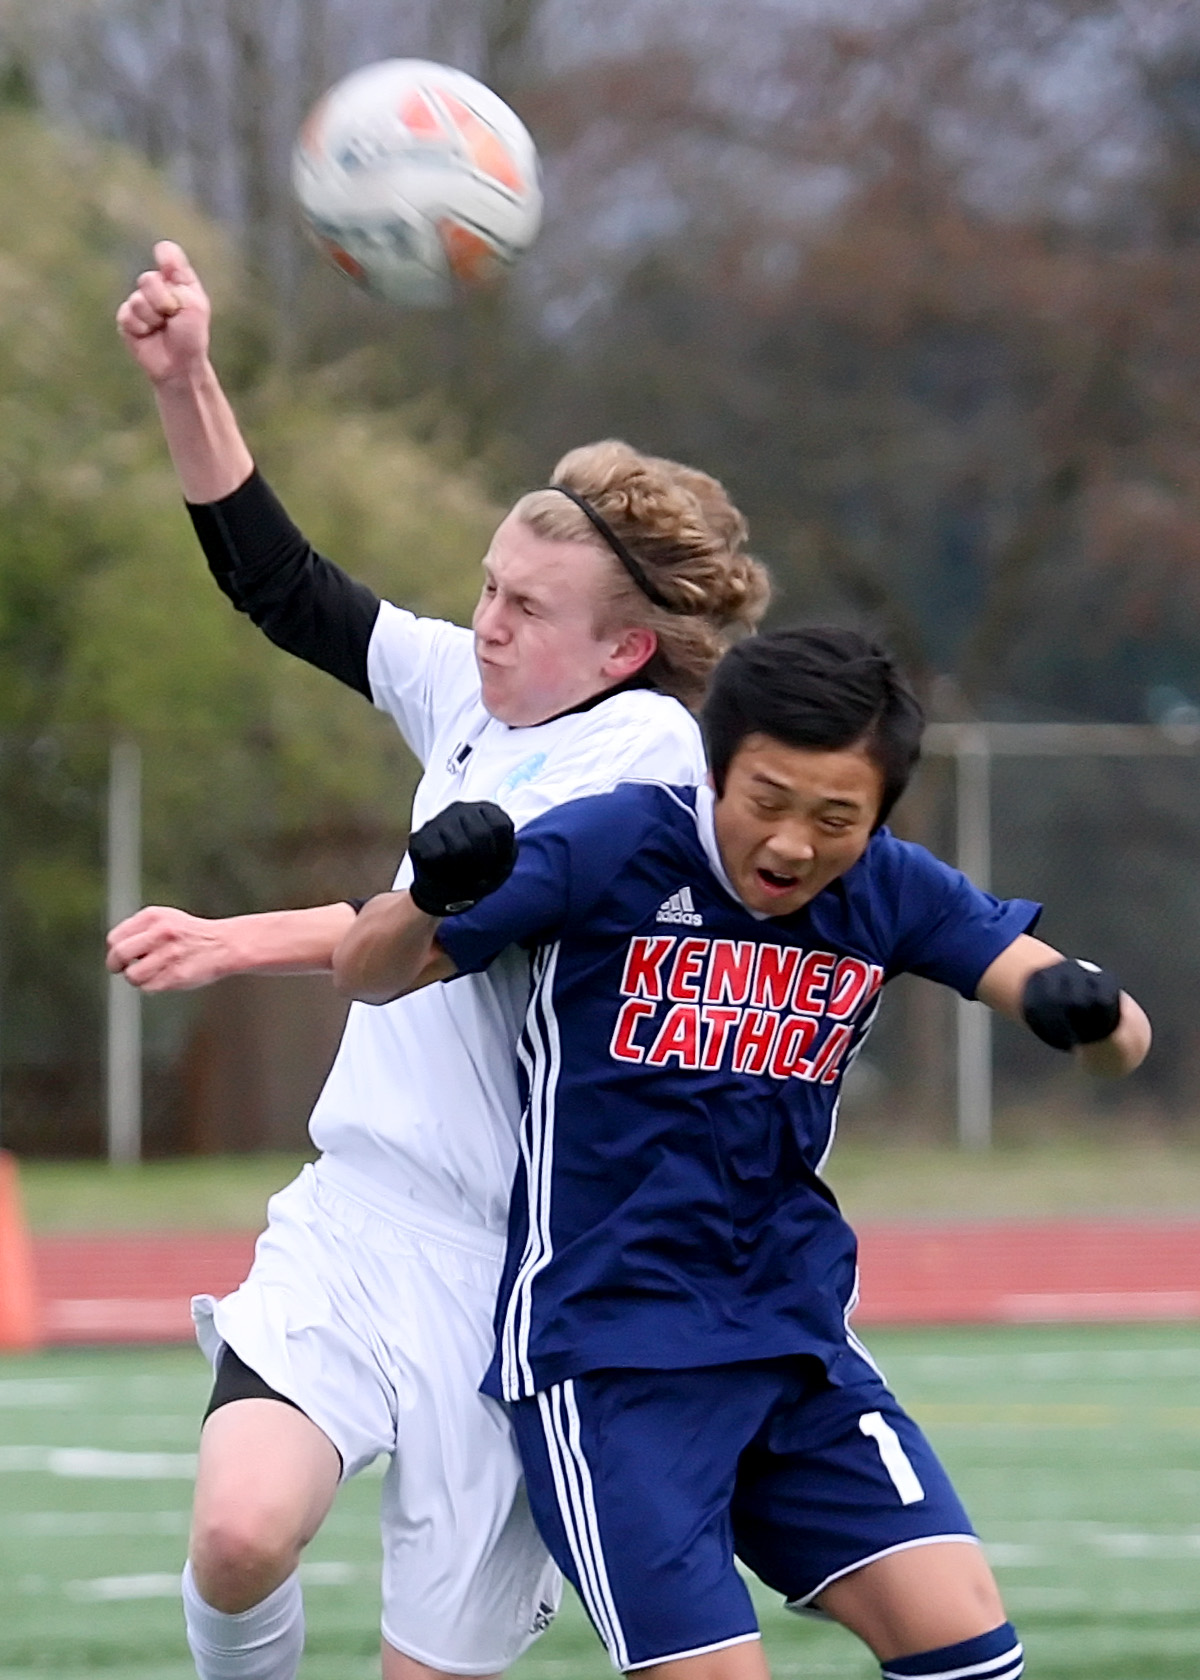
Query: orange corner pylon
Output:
[[0, 1150, 44, 1351]]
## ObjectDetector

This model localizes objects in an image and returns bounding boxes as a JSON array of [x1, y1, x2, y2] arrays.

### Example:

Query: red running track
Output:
[[24, 1221, 1200, 1345]]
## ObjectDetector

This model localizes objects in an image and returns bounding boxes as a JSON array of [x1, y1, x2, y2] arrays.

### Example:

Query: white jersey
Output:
[[307, 600, 706, 1233]]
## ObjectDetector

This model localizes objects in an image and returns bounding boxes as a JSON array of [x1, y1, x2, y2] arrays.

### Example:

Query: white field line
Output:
[[66, 1573, 182, 1601], [0, 1381, 83, 1407], [0, 1446, 196, 1477], [5, 1510, 189, 1535], [63, 1560, 362, 1601]]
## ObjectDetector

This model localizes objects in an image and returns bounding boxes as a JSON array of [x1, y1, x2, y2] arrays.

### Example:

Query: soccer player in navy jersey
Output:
[[332, 627, 1150, 1680]]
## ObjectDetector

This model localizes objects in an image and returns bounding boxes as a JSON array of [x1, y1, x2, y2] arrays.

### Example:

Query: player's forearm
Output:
[[106, 902, 358, 992], [333, 892, 453, 1003], [152, 360, 254, 503], [1074, 993, 1151, 1078], [218, 904, 359, 976]]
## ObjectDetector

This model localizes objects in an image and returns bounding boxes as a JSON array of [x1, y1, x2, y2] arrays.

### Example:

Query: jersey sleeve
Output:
[[435, 820, 576, 974], [188, 470, 380, 698], [366, 600, 481, 764], [189, 469, 480, 765], [882, 840, 1042, 998], [436, 786, 651, 973]]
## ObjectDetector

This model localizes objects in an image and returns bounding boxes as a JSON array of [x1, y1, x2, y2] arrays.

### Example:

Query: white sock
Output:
[[182, 1560, 305, 1680]]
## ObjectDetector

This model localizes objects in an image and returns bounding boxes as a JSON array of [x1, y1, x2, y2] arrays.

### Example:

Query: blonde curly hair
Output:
[[511, 440, 770, 710]]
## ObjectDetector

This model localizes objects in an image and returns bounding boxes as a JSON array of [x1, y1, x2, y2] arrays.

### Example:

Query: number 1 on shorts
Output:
[[859, 1411, 925, 1505]]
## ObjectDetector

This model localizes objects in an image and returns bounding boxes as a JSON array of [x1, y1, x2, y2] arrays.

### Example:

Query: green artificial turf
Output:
[[2, 1325, 1198, 1677]]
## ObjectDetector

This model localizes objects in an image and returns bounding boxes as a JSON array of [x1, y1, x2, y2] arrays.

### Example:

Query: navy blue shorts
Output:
[[510, 1358, 976, 1671]]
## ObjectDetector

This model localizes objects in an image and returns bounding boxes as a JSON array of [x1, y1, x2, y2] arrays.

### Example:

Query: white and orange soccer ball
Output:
[[293, 59, 543, 308]]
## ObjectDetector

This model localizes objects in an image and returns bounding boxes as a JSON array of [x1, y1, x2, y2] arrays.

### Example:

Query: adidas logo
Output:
[[656, 886, 703, 926], [529, 1599, 557, 1635]]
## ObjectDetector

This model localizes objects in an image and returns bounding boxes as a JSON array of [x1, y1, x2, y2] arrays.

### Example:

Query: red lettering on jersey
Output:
[[620, 936, 676, 1000], [769, 1014, 819, 1080], [827, 958, 884, 1020], [609, 998, 655, 1062], [646, 1003, 701, 1069], [732, 1009, 780, 1075], [791, 951, 834, 1014], [813, 1022, 855, 1083], [700, 1006, 740, 1069], [703, 940, 756, 1004], [752, 945, 800, 1010], [666, 937, 709, 1003]]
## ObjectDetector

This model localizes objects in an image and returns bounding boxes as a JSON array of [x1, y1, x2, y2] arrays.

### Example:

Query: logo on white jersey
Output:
[[656, 886, 703, 926], [497, 752, 548, 797]]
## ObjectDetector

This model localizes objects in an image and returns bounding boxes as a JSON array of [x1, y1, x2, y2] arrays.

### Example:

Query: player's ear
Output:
[[607, 625, 657, 679]]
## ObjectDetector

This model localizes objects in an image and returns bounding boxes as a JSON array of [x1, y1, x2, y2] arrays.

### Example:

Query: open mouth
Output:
[[756, 867, 799, 894]]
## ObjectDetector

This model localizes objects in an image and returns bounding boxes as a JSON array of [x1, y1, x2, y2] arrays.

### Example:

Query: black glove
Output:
[[1021, 959, 1121, 1051], [408, 800, 517, 917]]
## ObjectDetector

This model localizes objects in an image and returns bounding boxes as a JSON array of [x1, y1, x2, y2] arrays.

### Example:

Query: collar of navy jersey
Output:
[[694, 783, 771, 920]]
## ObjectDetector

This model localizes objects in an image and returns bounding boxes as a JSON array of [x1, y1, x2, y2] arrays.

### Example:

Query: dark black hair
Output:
[[701, 626, 925, 826]]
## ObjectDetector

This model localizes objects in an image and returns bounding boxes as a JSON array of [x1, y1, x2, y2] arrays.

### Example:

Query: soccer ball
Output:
[[293, 59, 543, 308]]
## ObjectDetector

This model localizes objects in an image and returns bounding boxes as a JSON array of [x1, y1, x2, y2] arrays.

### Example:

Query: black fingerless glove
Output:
[[408, 800, 517, 917], [1021, 959, 1121, 1051]]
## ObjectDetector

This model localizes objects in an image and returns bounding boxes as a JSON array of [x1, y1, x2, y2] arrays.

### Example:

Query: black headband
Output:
[[546, 483, 686, 613]]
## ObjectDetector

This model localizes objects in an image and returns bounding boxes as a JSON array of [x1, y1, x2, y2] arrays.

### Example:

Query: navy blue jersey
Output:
[[437, 782, 1040, 1401]]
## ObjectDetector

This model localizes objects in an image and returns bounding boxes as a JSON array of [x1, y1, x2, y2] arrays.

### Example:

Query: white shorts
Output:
[[191, 1160, 560, 1675]]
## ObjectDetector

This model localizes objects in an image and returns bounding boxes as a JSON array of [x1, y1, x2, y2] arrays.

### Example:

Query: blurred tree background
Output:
[[2, 0, 1199, 1151]]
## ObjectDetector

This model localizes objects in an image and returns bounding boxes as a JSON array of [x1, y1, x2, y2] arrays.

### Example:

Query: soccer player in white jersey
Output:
[[332, 628, 1151, 1680], [112, 242, 770, 1680]]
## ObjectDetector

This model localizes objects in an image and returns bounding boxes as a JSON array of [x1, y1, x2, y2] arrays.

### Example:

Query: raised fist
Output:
[[115, 240, 211, 384], [1021, 959, 1122, 1051], [408, 801, 517, 917]]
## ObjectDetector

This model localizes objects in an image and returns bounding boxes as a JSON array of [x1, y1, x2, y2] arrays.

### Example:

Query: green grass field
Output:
[[2, 1325, 1198, 1678], [18, 1137, 1200, 1232]]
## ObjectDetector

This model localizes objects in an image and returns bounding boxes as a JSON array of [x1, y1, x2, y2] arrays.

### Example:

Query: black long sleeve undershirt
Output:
[[187, 469, 381, 700]]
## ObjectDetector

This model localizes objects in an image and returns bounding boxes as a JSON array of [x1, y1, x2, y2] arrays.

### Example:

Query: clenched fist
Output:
[[106, 905, 237, 992], [1021, 958, 1122, 1051], [408, 801, 517, 917], [115, 240, 211, 386]]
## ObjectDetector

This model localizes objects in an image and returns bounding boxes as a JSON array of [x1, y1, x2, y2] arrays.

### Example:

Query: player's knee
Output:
[[947, 1557, 1007, 1631], [881, 1621, 1022, 1679], [189, 1501, 301, 1611]]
